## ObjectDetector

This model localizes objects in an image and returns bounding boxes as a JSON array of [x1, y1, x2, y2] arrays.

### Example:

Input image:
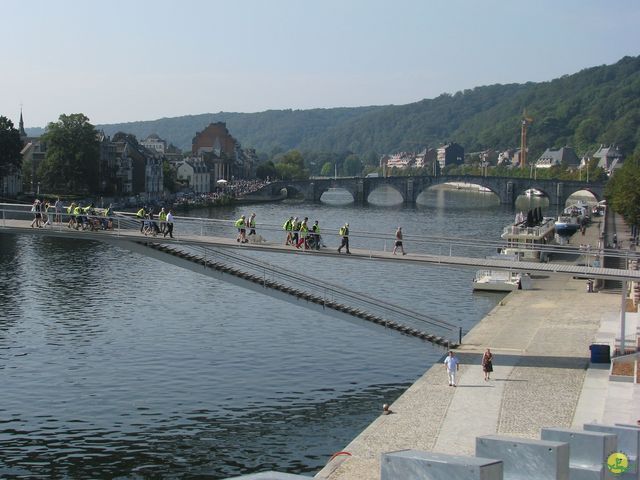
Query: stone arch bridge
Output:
[[250, 175, 606, 206]]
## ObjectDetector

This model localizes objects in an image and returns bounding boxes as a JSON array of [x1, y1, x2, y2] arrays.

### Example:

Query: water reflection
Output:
[[0, 195, 515, 478]]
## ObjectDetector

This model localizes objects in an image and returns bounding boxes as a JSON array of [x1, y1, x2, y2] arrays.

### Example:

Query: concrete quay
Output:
[[317, 216, 639, 480]]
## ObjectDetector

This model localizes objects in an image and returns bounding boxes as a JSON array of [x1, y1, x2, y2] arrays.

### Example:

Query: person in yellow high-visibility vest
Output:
[[337, 223, 351, 254], [158, 207, 167, 234], [296, 219, 309, 249], [235, 215, 247, 243], [282, 216, 294, 245]]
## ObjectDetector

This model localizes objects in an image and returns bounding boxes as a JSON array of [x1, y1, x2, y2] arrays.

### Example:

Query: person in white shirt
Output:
[[164, 210, 174, 238], [444, 351, 459, 387]]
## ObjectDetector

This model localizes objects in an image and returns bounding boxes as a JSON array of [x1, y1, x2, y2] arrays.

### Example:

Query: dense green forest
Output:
[[25, 55, 640, 159]]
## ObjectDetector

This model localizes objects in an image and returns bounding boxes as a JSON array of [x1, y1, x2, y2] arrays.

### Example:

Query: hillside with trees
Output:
[[24, 55, 640, 161]]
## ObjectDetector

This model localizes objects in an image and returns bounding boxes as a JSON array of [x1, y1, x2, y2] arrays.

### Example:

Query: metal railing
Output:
[[2, 202, 638, 265]]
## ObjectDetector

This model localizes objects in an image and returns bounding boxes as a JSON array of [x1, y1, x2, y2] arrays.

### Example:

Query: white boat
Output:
[[473, 270, 532, 292], [501, 215, 555, 262], [525, 188, 544, 197], [554, 214, 580, 236]]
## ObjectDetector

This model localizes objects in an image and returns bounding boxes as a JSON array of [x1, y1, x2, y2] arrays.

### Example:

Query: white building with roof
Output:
[[177, 157, 211, 193]]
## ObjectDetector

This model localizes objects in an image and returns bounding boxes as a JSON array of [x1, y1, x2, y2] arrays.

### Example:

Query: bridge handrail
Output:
[[2, 203, 636, 262]]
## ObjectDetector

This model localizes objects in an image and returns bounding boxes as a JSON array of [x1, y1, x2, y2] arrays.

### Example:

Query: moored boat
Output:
[[501, 209, 555, 262], [554, 214, 580, 236], [525, 188, 544, 197], [472, 270, 532, 292]]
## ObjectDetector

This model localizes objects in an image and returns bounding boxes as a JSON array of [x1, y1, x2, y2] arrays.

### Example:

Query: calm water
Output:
[[0, 188, 549, 478]]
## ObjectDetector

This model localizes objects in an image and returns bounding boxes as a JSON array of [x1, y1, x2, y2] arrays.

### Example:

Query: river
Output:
[[0, 187, 552, 478]]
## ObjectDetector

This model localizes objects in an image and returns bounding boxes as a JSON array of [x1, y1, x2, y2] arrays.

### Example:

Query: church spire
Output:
[[18, 107, 27, 138]]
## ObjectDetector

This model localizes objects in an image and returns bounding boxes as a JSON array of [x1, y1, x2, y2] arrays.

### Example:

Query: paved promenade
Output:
[[317, 215, 638, 480]]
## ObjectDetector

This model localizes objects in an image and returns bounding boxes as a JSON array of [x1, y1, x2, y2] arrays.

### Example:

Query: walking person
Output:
[[247, 213, 257, 238], [30, 199, 42, 228], [392, 226, 406, 255], [311, 220, 321, 250], [283, 216, 294, 245], [158, 207, 167, 234], [444, 351, 459, 387], [337, 223, 350, 254], [235, 215, 247, 243], [163, 210, 174, 238], [136, 206, 146, 233], [482, 348, 493, 381], [42, 201, 52, 226], [54, 197, 63, 223], [296, 219, 309, 249], [291, 217, 300, 246]]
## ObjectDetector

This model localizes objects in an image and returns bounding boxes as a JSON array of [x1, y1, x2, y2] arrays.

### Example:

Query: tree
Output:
[[256, 160, 277, 180], [320, 161, 334, 177], [343, 154, 362, 176], [162, 159, 178, 192], [274, 150, 309, 180], [0, 116, 23, 180], [112, 132, 139, 145], [39, 114, 100, 194], [606, 154, 640, 234]]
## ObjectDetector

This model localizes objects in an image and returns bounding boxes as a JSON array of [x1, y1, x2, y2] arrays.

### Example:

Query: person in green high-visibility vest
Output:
[[337, 223, 350, 254], [295, 219, 309, 249], [282, 216, 294, 245], [136, 206, 146, 233], [235, 215, 247, 243], [158, 207, 167, 234], [311, 220, 321, 250]]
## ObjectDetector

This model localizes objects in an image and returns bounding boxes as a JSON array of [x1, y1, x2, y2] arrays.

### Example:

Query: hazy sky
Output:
[[3, 0, 639, 128]]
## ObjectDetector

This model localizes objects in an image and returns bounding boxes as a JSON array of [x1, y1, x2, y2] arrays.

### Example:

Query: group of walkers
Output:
[[443, 348, 493, 387], [30, 198, 115, 231], [234, 213, 257, 243], [136, 206, 174, 238], [65, 202, 114, 231], [281, 216, 324, 251], [30, 198, 56, 228], [230, 213, 409, 256], [30, 197, 408, 256]]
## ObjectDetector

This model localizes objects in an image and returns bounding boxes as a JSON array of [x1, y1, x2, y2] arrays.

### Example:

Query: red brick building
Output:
[[192, 122, 238, 181]]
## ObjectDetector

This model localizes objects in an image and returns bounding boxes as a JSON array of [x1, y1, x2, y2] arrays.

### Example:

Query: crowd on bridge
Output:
[[232, 212, 407, 256], [28, 197, 409, 256]]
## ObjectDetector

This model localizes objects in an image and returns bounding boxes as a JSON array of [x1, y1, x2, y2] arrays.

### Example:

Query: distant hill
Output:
[[26, 55, 640, 158]]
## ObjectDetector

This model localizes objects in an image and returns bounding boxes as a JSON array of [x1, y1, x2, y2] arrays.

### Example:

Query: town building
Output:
[[535, 147, 580, 169], [177, 157, 211, 193], [436, 142, 465, 170], [140, 133, 167, 154], [592, 144, 624, 175], [191, 122, 256, 181]]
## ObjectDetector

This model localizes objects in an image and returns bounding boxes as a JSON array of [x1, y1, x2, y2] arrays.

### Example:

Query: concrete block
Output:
[[476, 435, 569, 480], [223, 472, 311, 479], [584, 424, 640, 478], [541, 427, 617, 479], [381, 449, 503, 480]]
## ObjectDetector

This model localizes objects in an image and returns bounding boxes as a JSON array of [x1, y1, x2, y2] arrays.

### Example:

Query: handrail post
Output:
[[459, 326, 462, 345]]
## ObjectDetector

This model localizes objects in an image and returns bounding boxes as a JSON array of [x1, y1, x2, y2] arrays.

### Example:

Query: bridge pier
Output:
[[405, 178, 414, 205], [505, 181, 514, 205], [355, 180, 365, 205]]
